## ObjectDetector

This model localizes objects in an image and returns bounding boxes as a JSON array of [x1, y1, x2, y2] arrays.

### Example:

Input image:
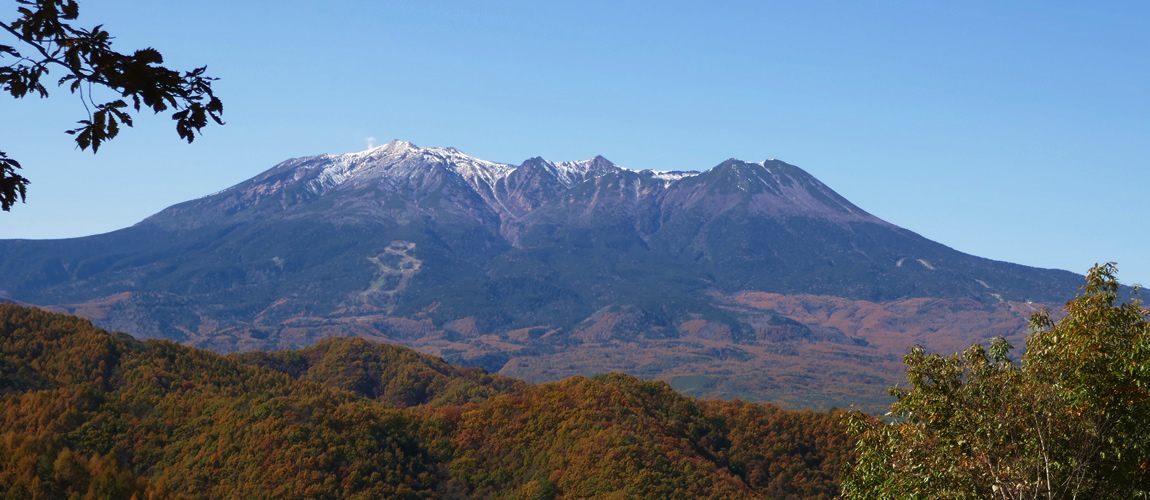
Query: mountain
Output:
[[0, 140, 1085, 410], [0, 303, 849, 498]]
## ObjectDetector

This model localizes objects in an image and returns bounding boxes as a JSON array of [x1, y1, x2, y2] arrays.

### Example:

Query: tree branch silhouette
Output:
[[0, 0, 223, 211]]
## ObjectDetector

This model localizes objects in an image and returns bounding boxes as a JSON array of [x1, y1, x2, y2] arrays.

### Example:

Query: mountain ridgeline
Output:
[[0, 141, 1084, 409]]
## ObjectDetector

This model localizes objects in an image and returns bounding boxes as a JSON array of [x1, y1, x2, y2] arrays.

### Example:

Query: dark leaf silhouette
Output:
[[0, 0, 223, 210]]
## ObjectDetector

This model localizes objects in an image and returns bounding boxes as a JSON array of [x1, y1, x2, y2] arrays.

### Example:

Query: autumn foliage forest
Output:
[[0, 304, 850, 499]]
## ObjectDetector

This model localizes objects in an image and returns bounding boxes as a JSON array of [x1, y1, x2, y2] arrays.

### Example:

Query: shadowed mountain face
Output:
[[0, 140, 1084, 410]]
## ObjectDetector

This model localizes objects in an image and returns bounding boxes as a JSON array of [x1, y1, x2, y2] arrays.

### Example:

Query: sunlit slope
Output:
[[0, 304, 849, 498]]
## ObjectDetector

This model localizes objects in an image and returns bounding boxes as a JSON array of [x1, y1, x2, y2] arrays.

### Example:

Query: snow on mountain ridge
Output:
[[260, 140, 713, 206], [644, 170, 699, 186], [551, 160, 598, 187], [326, 140, 703, 191], [300, 140, 515, 196], [153, 141, 887, 236]]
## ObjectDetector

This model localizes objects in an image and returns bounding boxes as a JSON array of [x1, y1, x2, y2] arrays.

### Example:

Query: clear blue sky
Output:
[[1, 1, 1147, 287]]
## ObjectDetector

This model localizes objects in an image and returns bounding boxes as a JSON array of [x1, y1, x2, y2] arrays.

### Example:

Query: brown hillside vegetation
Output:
[[0, 304, 850, 499], [33, 291, 1050, 414], [233, 338, 528, 408], [496, 293, 1049, 413]]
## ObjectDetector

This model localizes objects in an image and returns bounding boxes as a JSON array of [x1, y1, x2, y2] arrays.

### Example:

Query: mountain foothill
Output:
[[0, 303, 850, 498], [0, 140, 1085, 411]]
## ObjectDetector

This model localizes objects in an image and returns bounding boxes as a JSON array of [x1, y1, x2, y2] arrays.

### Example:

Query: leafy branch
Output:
[[0, 0, 223, 211]]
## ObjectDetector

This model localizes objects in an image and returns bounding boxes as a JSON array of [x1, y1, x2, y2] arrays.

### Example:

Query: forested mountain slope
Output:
[[0, 304, 850, 498]]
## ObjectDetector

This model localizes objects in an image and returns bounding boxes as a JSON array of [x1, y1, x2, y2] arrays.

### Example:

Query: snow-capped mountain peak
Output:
[[297, 140, 516, 196], [548, 155, 617, 187], [186, 141, 807, 230]]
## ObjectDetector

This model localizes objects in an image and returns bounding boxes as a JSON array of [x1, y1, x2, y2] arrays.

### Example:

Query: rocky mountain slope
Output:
[[0, 140, 1085, 410]]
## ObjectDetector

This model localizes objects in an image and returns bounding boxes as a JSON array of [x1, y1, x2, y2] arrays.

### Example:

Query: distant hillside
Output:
[[233, 336, 527, 407], [0, 140, 1087, 409], [0, 304, 850, 498]]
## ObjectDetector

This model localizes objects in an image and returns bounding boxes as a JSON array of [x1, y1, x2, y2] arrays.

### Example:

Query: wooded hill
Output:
[[0, 304, 850, 499]]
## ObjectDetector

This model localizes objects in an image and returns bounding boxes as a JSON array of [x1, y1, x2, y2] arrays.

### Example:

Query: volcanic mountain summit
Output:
[[0, 140, 1083, 409]]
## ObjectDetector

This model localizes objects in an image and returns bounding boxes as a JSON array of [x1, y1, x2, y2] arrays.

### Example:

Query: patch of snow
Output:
[[549, 155, 700, 188], [416, 146, 515, 187], [635, 169, 699, 187], [302, 140, 515, 195], [755, 159, 785, 175], [328, 142, 707, 190], [917, 259, 935, 270], [648, 170, 698, 183], [551, 160, 597, 187], [196, 187, 230, 199]]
